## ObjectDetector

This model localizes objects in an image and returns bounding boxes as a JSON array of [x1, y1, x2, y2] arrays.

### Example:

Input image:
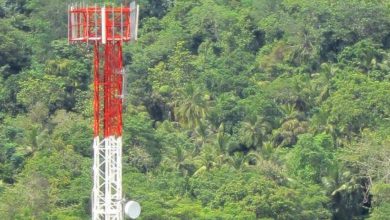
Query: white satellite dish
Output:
[[125, 201, 141, 219]]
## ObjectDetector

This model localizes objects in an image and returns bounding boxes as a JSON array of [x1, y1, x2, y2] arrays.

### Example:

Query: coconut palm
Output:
[[315, 63, 340, 104], [216, 122, 229, 154], [193, 122, 208, 144], [192, 144, 218, 176], [239, 116, 272, 149], [175, 86, 208, 129], [228, 151, 263, 170], [273, 104, 308, 147], [273, 118, 309, 147], [279, 103, 304, 123]]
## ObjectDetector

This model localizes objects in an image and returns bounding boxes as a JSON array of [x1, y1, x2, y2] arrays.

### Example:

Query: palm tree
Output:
[[310, 108, 344, 148], [228, 151, 262, 170], [191, 122, 213, 154], [239, 116, 271, 149], [279, 103, 304, 123], [315, 63, 339, 104], [230, 152, 246, 170], [273, 118, 308, 147], [216, 123, 229, 154], [175, 86, 208, 129], [289, 26, 318, 68], [273, 104, 308, 147], [260, 141, 274, 159], [192, 144, 217, 176]]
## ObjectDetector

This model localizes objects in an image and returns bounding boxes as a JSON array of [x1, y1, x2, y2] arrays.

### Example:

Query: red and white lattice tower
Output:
[[68, 2, 139, 219]]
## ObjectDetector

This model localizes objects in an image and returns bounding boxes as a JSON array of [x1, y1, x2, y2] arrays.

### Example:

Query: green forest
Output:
[[1, 0, 390, 219]]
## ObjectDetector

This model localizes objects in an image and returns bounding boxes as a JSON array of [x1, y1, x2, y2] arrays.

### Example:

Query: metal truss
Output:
[[92, 136, 123, 220]]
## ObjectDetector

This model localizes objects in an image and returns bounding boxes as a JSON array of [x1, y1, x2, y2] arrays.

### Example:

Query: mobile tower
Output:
[[68, 1, 140, 219]]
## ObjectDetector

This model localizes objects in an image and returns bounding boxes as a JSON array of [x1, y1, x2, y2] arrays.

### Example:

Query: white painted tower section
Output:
[[92, 136, 123, 220]]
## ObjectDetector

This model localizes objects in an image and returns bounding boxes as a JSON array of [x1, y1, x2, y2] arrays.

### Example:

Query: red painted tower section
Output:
[[93, 41, 124, 138], [69, 5, 136, 138]]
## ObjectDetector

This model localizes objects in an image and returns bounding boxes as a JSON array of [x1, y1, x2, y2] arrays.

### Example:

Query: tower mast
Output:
[[68, 2, 139, 219]]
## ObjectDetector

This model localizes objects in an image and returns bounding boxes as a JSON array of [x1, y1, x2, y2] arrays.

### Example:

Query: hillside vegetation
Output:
[[0, 0, 390, 219]]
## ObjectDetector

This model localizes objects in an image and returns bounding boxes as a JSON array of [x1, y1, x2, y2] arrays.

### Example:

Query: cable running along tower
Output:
[[68, 1, 139, 219]]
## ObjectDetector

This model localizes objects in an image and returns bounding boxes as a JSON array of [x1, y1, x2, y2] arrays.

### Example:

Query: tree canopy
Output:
[[0, 0, 389, 219]]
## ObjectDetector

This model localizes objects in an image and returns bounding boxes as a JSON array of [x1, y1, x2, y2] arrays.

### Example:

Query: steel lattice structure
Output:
[[68, 2, 139, 219]]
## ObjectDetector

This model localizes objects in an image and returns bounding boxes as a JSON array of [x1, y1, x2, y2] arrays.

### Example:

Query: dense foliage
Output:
[[0, 0, 389, 219]]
